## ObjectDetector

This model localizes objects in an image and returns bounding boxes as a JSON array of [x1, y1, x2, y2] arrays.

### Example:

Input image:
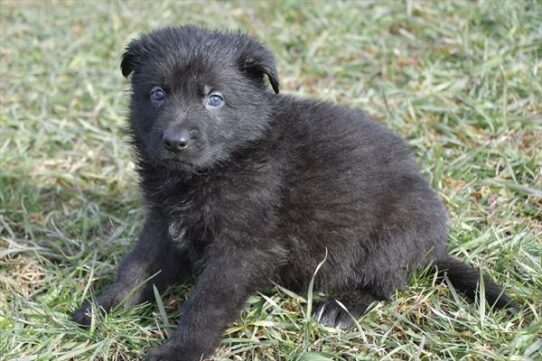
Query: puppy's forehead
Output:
[[181, 67, 229, 96], [156, 49, 237, 90], [133, 27, 250, 92]]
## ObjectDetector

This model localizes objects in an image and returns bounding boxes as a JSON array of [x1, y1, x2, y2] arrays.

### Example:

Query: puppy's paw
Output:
[[313, 299, 360, 329], [73, 286, 124, 326], [145, 342, 208, 361], [73, 300, 94, 326], [145, 343, 183, 361]]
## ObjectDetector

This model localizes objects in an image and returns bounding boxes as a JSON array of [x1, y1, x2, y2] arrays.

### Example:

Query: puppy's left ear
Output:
[[120, 39, 145, 78], [239, 42, 280, 94]]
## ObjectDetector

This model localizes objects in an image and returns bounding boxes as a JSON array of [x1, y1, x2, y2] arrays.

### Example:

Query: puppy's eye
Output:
[[206, 93, 224, 108], [150, 86, 165, 104]]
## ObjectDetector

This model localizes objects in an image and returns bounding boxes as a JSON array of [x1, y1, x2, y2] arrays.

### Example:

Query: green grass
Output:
[[1, 0, 541, 360]]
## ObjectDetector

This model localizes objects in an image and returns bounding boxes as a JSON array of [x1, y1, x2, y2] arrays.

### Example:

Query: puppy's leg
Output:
[[145, 244, 283, 361], [313, 289, 385, 329], [74, 213, 190, 325]]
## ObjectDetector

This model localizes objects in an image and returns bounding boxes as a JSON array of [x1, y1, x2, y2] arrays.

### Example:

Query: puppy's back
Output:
[[268, 95, 447, 291]]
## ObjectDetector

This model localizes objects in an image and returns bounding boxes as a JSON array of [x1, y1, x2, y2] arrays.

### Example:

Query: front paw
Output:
[[73, 299, 95, 326], [145, 343, 180, 361], [73, 285, 125, 326], [145, 342, 205, 361]]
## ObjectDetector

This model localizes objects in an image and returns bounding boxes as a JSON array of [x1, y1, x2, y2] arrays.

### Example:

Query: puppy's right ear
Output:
[[120, 40, 143, 78]]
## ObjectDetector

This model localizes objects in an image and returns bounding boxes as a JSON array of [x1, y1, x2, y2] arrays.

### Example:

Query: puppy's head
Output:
[[122, 25, 280, 171]]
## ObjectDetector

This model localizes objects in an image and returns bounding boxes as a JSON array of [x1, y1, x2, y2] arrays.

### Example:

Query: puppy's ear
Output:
[[120, 39, 144, 78], [239, 42, 280, 94]]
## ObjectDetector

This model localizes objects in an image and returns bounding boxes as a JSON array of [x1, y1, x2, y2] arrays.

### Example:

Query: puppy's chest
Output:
[[164, 196, 209, 248], [158, 181, 222, 252], [150, 160, 281, 252]]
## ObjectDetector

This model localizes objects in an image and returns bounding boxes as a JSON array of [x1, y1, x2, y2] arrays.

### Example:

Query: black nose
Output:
[[163, 128, 191, 152]]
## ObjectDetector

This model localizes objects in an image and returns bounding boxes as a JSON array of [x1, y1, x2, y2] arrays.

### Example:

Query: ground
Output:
[[0, 1, 541, 360]]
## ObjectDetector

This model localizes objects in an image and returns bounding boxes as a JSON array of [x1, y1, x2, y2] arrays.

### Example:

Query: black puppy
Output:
[[74, 26, 516, 361]]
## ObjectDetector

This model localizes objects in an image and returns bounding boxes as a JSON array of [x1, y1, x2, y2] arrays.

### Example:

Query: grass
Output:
[[1, 0, 541, 360]]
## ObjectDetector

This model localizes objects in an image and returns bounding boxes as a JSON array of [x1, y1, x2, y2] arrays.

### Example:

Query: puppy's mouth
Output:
[[160, 153, 200, 168], [151, 141, 226, 172], [158, 148, 211, 172]]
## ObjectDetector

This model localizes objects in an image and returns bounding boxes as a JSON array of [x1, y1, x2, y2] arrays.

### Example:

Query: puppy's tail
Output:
[[434, 256, 517, 309]]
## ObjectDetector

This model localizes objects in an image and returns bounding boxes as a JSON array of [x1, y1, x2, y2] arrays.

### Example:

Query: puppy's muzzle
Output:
[[163, 128, 193, 152]]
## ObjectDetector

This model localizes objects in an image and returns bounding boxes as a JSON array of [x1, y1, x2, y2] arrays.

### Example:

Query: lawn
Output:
[[1, 1, 541, 360]]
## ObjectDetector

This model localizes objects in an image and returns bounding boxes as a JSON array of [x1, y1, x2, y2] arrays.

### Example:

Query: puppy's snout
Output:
[[163, 128, 192, 152]]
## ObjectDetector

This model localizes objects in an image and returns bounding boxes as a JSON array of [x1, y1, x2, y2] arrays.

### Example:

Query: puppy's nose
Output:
[[163, 128, 191, 152]]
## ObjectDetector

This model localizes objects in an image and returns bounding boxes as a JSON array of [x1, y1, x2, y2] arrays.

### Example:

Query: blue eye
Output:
[[207, 93, 224, 108], [150, 86, 165, 104]]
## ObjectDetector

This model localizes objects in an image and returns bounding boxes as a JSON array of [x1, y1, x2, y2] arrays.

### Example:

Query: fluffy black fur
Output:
[[74, 26, 516, 361]]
